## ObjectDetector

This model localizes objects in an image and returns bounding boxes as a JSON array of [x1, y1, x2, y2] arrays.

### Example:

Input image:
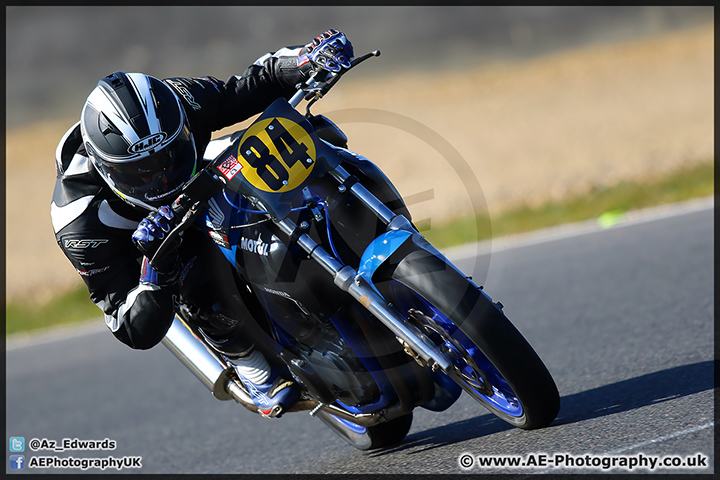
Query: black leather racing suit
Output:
[[51, 46, 310, 349]]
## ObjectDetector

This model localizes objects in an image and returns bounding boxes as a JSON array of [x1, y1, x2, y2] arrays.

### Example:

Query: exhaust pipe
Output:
[[161, 314, 253, 408], [161, 314, 400, 423]]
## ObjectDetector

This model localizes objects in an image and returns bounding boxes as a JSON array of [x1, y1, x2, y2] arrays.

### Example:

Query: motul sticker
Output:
[[218, 155, 242, 180]]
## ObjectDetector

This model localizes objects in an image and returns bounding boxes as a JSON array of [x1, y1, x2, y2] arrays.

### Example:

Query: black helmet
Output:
[[81, 71, 197, 209]]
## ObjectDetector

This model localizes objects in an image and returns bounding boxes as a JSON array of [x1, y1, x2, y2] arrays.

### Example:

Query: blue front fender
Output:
[[357, 223, 451, 292], [357, 229, 413, 293]]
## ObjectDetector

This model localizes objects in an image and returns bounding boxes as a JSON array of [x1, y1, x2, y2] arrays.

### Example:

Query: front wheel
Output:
[[376, 245, 560, 430], [314, 410, 413, 450]]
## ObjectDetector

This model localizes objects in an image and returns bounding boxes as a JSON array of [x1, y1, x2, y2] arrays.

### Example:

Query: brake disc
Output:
[[407, 308, 493, 396]]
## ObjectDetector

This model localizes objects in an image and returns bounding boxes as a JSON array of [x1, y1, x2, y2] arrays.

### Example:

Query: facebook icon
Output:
[[9, 455, 25, 470]]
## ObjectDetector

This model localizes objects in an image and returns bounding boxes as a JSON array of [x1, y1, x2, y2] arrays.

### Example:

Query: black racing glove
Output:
[[298, 29, 354, 74]]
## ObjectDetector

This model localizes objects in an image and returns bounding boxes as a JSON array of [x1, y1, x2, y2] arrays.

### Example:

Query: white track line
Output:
[[604, 421, 714, 455], [6, 319, 105, 351], [445, 195, 714, 259], [6, 196, 713, 350]]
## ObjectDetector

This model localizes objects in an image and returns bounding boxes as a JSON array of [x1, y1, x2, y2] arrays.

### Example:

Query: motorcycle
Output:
[[155, 50, 560, 450]]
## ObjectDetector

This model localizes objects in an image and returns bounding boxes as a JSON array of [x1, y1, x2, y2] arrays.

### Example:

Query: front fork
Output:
[[267, 164, 455, 372]]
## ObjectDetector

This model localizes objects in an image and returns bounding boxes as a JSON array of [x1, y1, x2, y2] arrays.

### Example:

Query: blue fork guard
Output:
[[357, 229, 415, 289]]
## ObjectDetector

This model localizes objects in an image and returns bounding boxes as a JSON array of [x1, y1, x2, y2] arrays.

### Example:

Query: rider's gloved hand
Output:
[[299, 29, 354, 74], [132, 206, 182, 285]]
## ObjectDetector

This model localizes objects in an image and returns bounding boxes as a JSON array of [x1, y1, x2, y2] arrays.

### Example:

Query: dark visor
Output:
[[100, 127, 197, 206]]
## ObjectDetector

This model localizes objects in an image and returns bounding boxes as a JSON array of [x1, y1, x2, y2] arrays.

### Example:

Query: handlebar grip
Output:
[[172, 193, 194, 219], [149, 198, 195, 270], [149, 168, 223, 270]]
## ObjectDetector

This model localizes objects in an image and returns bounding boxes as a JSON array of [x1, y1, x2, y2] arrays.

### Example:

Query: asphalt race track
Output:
[[6, 198, 714, 475]]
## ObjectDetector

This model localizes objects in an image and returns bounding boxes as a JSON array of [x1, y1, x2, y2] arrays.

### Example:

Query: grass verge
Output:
[[5, 286, 102, 336], [5, 160, 714, 336], [422, 160, 714, 249]]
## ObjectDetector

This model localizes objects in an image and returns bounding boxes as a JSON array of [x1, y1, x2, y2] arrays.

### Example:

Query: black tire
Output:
[[315, 410, 413, 450], [376, 244, 560, 430]]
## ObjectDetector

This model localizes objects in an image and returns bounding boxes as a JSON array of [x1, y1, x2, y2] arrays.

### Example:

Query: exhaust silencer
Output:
[[160, 314, 321, 415], [161, 314, 242, 402]]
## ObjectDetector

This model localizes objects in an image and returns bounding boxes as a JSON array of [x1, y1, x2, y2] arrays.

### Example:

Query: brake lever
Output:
[[148, 168, 223, 270], [296, 50, 382, 114], [148, 197, 203, 270], [323, 50, 381, 91]]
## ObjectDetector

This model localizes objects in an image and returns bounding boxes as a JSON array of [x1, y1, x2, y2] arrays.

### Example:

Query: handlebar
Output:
[[148, 169, 223, 269], [289, 50, 381, 110], [150, 49, 381, 269]]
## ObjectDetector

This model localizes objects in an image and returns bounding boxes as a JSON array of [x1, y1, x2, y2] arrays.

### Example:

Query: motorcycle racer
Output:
[[51, 30, 354, 418]]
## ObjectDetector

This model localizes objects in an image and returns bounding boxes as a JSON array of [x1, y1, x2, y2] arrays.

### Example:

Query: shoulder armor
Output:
[[55, 121, 83, 175]]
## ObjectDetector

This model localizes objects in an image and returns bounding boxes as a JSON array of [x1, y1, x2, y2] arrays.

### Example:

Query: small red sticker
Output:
[[218, 155, 242, 180]]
